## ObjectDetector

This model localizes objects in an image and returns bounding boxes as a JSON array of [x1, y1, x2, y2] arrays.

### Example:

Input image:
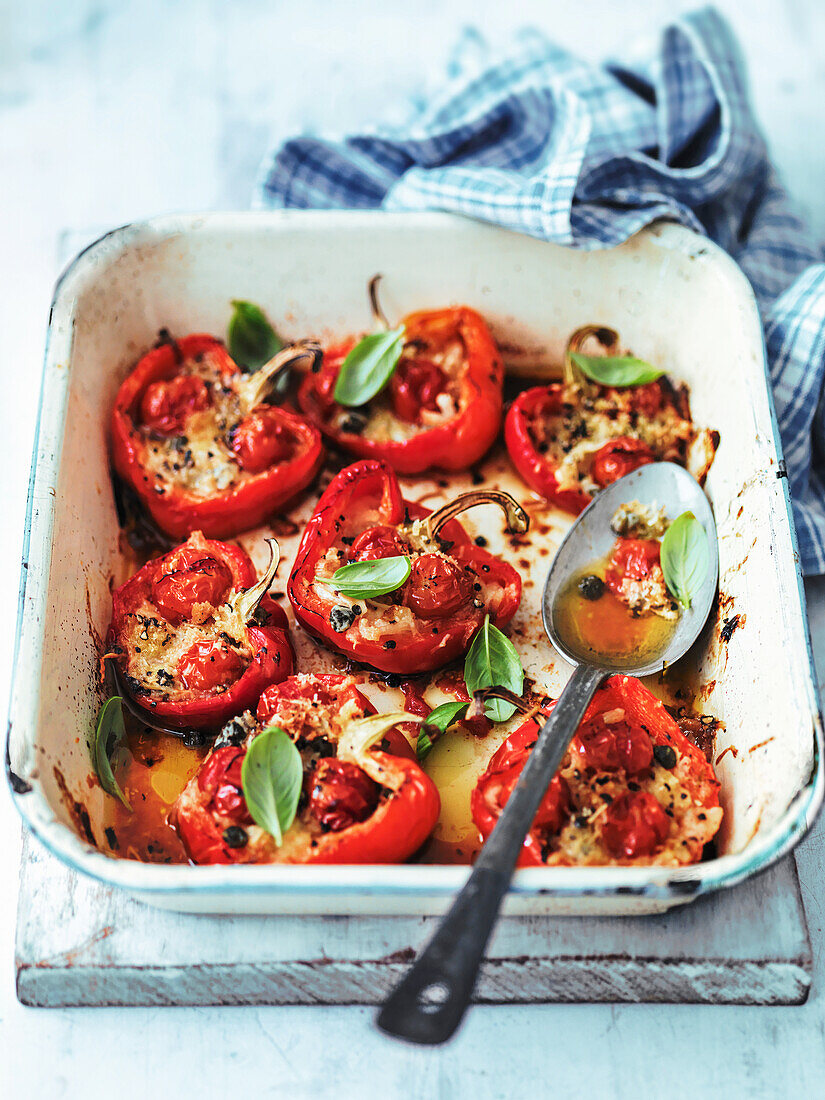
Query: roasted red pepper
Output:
[[170, 673, 440, 864], [111, 334, 324, 539], [297, 307, 504, 475], [287, 459, 527, 674], [108, 531, 293, 729], [505, 326, 708, 514], [471, 675, 722, 866]]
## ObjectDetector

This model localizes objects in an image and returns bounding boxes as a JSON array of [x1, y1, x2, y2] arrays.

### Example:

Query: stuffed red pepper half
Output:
[[471, 675, 722, 866], [298, 291, 504, 475], [107, 531, 293, 729], [170, 673, 440, 864], [111, 333, 324, 538], [287, 459, 527, 674], [505, 326, 718, 514]]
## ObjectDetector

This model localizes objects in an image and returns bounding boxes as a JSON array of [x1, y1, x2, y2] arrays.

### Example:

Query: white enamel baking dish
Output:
[[6, 211, 823, 915]]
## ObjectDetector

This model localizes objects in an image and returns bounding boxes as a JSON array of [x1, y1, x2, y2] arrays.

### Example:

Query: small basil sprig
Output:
[[334, 325, 406, 406], [241, 726, 303, 846], [93, 696, 131, 810], [569, 352, 663, 388], [417, 701, 469, 762], [464, 615, 524, 722], [320, 555, 411, 599], [660, 511, 710, 609], [228, 299, 283, 373]]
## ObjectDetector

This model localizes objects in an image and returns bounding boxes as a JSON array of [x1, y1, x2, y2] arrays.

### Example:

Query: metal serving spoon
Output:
[[377, 462, 719, 1045]]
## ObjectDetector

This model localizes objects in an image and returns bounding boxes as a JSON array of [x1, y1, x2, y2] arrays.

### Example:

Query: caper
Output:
[[222, 826, 249, 849], [578, 574, 605, 601]]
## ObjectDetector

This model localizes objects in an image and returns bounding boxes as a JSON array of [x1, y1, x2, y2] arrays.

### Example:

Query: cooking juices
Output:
[[554, 561, 678, 669], [554, 500, 684, 669]]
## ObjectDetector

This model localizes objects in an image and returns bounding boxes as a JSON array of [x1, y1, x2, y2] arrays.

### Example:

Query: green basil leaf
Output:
[[241, 725, 303, 846], [464, 615, 524, 723], [570, 352, 664, 388], [228, 299, 283, 373], [333, 325, 405, 406], [660, 510, 710, 609], [322, 555, 411, 599], [417, 701, 469, 761], [93, 696, 131, 810]]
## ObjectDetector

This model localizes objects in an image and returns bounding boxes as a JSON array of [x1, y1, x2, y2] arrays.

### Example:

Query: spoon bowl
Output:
[[544, 462, 719, 675], [377, 463, 719, 1045]]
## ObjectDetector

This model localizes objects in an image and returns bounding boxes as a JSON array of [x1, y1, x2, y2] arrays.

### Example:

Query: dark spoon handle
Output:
[[376, 662, 606, 1045]]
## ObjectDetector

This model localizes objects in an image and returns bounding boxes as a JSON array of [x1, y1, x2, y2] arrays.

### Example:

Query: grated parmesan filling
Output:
[[138, 351, 252, 498], [544, 739, 721, 866], [119, 595, 252, 701], [531, 381, 695, 495]]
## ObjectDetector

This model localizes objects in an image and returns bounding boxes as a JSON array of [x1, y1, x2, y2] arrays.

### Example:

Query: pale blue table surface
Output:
[[2, 3, 825, 1097]]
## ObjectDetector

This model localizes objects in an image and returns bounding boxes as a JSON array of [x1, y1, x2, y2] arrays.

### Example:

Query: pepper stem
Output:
[[239, 342, 322, 413], [563, 325, 621, 387], [465, 687, 536, 721], [232, 539, 281, 623], [423, 490, 529, 540], [368, 273, 391, 331]]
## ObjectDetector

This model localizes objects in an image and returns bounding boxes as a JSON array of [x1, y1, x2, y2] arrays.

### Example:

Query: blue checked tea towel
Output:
[[257, 6, 825, 574]]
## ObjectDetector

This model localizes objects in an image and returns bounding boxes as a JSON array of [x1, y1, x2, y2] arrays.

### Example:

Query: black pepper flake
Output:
[[222, 826, 248, 849], [574, 815, 589, 828], [383, 640, 397, 650], [600, 793, 613, 804], [156, 668, 174, 687], [474, 535, 488, 547], [341, 536, 355, 545], [104, 827, 119, 851], [697, 812, 707, 821], [627, 781, 640, 791]]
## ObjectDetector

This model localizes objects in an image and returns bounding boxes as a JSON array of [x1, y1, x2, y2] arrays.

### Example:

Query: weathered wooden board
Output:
[[16, 832, 811, 1007]]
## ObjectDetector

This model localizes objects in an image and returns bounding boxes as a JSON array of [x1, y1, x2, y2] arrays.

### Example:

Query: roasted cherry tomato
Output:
[[591, 437, 655, 488], [403, 554, 473, 619], [140, 374, 210, 435], [351, 524, 408, 562], [572, 717, 653, 774], [298, 307, 503, 475], [150, 545, 233, 625], [177, 639, 245, 692], [602, 791, 670, 859], [308, 758, 380, 832], [390, 357, 448, 422], [230, 407, 298, 474], [605, 538, 661, 594], [198, 746, 252, 824]]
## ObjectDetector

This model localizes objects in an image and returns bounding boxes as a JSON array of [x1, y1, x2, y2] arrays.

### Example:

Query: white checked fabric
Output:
[[257, 6, 825, 573]]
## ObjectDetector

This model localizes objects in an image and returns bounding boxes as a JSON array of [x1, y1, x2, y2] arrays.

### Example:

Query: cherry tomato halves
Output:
[[140, 374, 210, 435], [177, 639, 245, 692], [591, 437, 655, 488], [151, 549, 233, 625], [601, 791, 670, 859]]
